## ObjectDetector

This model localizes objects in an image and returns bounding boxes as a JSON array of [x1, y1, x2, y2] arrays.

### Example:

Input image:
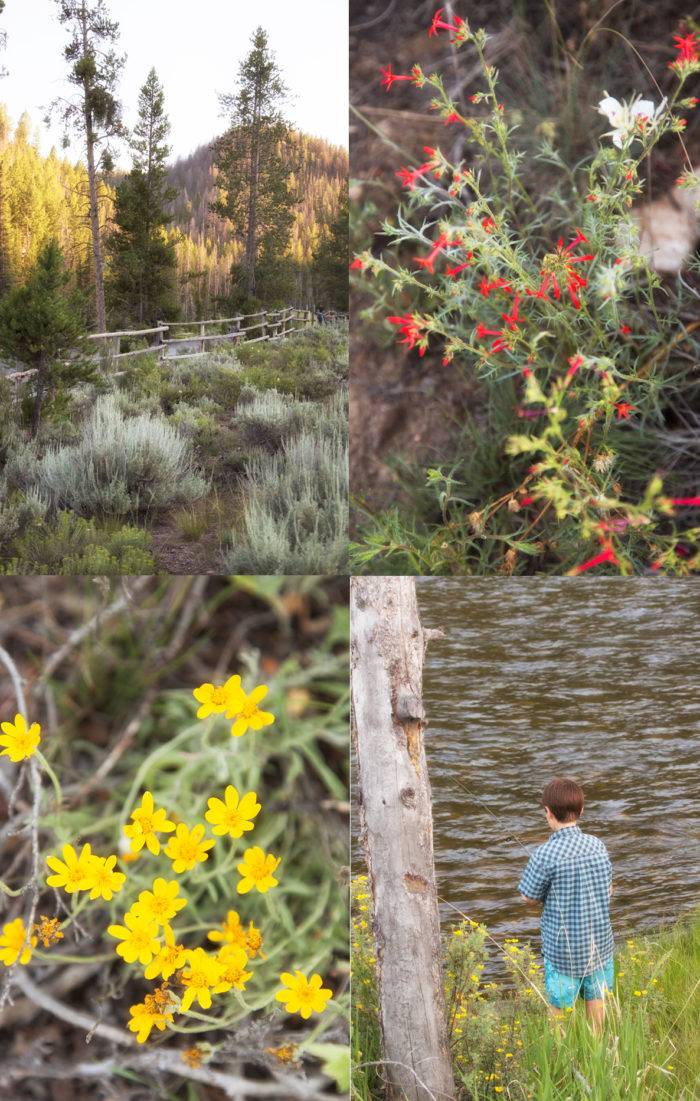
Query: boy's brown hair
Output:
[[542, 777, 584, 822]]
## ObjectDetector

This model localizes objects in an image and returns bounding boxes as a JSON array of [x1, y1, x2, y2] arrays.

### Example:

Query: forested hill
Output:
[[167, 132, 348, 317]]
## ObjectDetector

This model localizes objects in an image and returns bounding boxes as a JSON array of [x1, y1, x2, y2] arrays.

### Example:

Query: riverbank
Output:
[[351, 876, 699, 1100]]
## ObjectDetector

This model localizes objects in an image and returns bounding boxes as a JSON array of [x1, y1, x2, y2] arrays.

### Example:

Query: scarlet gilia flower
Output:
[[476, 300, 522, 352], [586, 193, 599, 202], [446, 254, 473, 278], [501, 292, 521, 331], [414, 232, 458, 274], [396, 148, 438, 190], [669, 32, 699, 69], [481, 215, 496, 233], [527, 229, 594, 309], [380, 63, 421, 91], [614, 401, 635, 420], [443, 112, 462, 125], [479, 276, 512, 297], [566, 354, 584, 377], [428, 7, 464, 40], [349, 258, 365, 270], [668, 496, 700, 506], [688, 97, 699, 107], [388, 314, 429, 356], [570, 540, 619, 575], [619, 324, 631, 334]]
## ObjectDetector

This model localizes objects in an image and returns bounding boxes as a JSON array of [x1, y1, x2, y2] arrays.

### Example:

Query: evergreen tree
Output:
[[0, 240, 89, 432], [212, 27, 297, 301], [313, 192, 349, 311], [107, 67, 178, 326], [52, 0, 124, 332]]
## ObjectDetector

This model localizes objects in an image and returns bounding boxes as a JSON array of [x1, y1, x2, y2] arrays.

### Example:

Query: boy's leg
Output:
[[582, 959, 614, 1032], [544, 959, 578, 1026], [584, 998, 605, 1032]]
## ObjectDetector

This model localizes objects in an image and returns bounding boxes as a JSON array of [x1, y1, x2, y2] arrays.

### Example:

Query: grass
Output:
[[0, 323, 348, 574], [0, 576, 350, 1098], [351, 877, 699, 1100]]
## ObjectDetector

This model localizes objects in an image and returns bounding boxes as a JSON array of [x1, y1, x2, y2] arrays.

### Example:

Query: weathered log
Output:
[[351, 576, 455, 1101]]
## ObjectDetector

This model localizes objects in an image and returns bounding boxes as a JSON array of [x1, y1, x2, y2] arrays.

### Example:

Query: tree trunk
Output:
[[80, 12, 107, 333], [245, 80, 262, 297], [30, 366, 46, 436], [351, 577, 455, 1101]]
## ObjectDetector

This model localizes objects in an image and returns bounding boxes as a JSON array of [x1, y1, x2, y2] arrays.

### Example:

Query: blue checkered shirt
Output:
[[518, 825, 613, 976]]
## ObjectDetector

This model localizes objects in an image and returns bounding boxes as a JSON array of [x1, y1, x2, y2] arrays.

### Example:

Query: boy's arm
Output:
[[517, 850, 551, 905]]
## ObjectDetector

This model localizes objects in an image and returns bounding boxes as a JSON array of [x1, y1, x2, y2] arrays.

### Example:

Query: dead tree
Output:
[[351, 576, 455, 1101]]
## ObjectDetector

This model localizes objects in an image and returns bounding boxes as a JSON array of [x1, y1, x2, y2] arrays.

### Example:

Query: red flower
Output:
[[586, 193, 598, 202], [500, 292, 521, 331], [520, 495, 535, 505], [527, 229, 594, 310], [380, 64, 418, 91], [619, 324, 631, 335], [614, 401, 635, 420], [428, 7, 464, 40], [479, 276, 512, 297], [688, 97, 699, 107], [396, 160, 435, 189], [668, 496, 700, 506], [445, 256, 473, 278], [387, 314, 428, 356], [670, 32, 699, 68], [481, 215, 496, 233], [570, 542, 619, 575], [349, 258, 365, 270], [443, 112, 462, 125], [566, 354, 584, 377], [468, 94, 478, 103], [414, 231, 454, 274]]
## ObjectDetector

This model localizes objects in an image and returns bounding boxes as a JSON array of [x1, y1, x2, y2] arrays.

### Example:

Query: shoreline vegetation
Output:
[[351, 875, 700, 1100]]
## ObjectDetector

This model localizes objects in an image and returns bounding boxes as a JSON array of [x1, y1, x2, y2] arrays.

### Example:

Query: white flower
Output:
[[597, 93, 666, 148]]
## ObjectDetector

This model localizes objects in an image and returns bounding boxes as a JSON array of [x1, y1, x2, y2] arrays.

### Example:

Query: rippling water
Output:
[[418, 579, 700, 951]]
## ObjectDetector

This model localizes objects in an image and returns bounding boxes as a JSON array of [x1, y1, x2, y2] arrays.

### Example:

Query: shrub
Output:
[[32, 394, 207, 517], [1, 510, 156, 574], [223, 426, 349, 574]]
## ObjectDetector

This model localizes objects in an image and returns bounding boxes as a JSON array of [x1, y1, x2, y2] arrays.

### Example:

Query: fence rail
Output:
[[4, 307, 348, 381]]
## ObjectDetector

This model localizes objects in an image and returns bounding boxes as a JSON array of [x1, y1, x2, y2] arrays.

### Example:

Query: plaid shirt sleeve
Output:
[[518, 849, 552, 901]]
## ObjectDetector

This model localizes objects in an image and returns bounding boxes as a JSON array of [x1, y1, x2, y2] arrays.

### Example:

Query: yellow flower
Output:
[[207, 909, 247, 949], [236, 846, 280, 894], [107, 910, 160, 966], [0, 918, 37, 966], [266, 1043, 298, 1065], [128, 998, 174, 1043], [144, 924, 188, 981], [182, 1046, 203, 1068], [45, 843, 95, 894], [83, 854, 126, 901], [164, 823, 215, 873], [180, 947, 224, 1012], [0, 713, 41, 762], [123, 791, 175, 856], [193, 674, 242, 719], [225, 683, 275, 738], [32, 915, 64, 948], [245, 920, 265, 959], [214, 945, 253, 991], [132, 877, 187, 926], [275, 971, 333, 1019], [204, 785, 261, 838]]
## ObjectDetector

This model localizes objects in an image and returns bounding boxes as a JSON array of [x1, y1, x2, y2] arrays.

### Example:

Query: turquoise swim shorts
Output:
[[544, 957, 614, 1008]]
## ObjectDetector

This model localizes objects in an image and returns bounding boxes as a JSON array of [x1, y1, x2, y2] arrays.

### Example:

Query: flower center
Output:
[[185, 969, 207, 989], [138, 815, 154, 833], [178, 841, 199, 863]]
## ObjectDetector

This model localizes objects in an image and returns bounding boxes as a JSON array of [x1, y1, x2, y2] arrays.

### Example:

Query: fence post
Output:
[[261, 310, 267, 340]]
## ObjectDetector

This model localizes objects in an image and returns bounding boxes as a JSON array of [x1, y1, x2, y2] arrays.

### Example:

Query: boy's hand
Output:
[[521, 894, 540, 906]]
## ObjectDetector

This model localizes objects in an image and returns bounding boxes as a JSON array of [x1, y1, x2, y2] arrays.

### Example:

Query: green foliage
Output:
[[0, 240, 91, 431], [106, 68, 179, 327], [32, 394, 207, 517], [212, 26, 297, 299], [313, 191, 350, 311], [0, 509, 155, 574]]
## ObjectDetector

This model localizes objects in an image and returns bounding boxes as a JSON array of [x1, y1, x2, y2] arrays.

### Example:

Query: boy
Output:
[[518, 777, 614, 1029]]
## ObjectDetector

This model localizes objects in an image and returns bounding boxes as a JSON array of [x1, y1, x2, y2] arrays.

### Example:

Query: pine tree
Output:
[[106, 67, 178, 326], [212, 27, 296, 302], [52, 0, 124, 332], [0, 240, 90, 432], [313, 192, 349, 311]]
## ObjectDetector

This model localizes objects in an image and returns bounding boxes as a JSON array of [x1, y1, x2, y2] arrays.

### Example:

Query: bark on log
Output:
[[351, 576, 455, 1101]]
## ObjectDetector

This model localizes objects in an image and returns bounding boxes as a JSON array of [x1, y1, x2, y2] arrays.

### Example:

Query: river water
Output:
[[418, 579, 700, 953]]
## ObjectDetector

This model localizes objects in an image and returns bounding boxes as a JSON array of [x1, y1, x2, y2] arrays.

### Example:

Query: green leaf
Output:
[[306, 1043, 350, 1093]]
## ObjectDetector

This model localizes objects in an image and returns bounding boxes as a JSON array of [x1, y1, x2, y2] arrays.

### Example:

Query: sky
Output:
[[0, 0, 348, 164]]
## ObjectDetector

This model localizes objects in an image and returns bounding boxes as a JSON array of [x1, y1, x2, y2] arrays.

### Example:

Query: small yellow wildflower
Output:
[[245, 920, 265, 958], [237, 846, 280, 894], [32, 915, 64, 948], [193, 674, 242, 719], [0, 714, 41, 762], [164, 823, 214, 873], [0, 918, 37, 966], [132, 877, 187, 926], [128, 996, 174, 1043], [179, 947, 224, 1012], [226, 683, 275, 738], [45, 843, 95, 894], [266, 1043, 298, 1064], [107, 910, 160, 966], [633, 989, 647, 997], [83, 854, 126, 902], [144, 924, 188, 981], [275, 971, 333, 1019], [214, 945, 253, 991], [207, 909, 247, 948], [205, 785, 261, 838], [123, 791, 175, 856]]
